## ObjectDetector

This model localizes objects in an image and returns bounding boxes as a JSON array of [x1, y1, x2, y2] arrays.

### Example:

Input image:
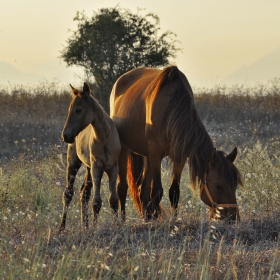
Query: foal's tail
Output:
[[127, 152, 143, 214]]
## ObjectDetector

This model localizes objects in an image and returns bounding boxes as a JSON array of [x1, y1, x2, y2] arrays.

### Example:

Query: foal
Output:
[[59, 83, 121, 231]]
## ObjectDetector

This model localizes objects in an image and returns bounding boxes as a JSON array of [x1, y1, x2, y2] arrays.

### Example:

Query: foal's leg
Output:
[[117, 146, 129, 220], [79, 167, 92, 229], [60, 143, 82, 231], [169, 162, 184, 217], [106, 161, 119, 217], [91, 162, 103, 222]]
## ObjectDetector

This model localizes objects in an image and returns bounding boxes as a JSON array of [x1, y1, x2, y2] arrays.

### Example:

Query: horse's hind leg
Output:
[[106, 161, 119, 218], [80, 167, 92, 229], [60, 143, 82, 231], [142, 145, 163, 220], [117, 146, 129, 221], [149, 157, 163, 219], [169, 163, 184, 217], [91, 163, 103, 223]]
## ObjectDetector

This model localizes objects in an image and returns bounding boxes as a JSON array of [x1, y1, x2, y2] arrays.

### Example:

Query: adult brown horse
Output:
[[60, 83, 121, 231], [110, 66, 244, 222]]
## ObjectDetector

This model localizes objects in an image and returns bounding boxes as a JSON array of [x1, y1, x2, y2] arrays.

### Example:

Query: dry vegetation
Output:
[[0, 79, 279, 279]]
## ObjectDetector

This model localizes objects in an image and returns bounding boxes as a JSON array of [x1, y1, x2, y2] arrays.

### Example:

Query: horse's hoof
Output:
[[144, 214, 152, 223]]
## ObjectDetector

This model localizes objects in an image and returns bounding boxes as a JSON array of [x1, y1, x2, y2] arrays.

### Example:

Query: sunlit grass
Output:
[[1, 142, 279, 279]]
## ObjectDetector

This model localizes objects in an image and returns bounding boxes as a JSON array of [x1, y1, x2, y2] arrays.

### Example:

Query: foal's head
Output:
[[62, 83, 94, 143], [200, 147, 244, 222]]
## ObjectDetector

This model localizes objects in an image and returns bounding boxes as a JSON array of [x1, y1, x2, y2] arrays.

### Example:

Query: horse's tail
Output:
[[127, 152, 166, 216], [127, 152, 143, 214]]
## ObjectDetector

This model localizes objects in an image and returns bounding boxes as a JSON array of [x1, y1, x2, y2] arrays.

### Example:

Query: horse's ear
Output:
[[83, 82, 90, 96], [227, 147, 238, 162], [70, 84, 79, 96], [210, 148, 218, 165]]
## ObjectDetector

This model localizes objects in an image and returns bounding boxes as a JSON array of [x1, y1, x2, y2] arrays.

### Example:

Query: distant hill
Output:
[[223, 46, 280, 85], [0, 60, 84, 86], [0, 61, 45, 84]]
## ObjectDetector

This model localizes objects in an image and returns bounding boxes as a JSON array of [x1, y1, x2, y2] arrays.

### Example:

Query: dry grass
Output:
[[0, 80, 279, 279]]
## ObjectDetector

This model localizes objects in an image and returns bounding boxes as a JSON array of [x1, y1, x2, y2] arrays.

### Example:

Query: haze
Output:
[[1, 0, 280, 87]]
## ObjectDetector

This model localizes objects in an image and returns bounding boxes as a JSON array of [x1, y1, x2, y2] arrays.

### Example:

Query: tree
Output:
[[60, 7, 180, 111]]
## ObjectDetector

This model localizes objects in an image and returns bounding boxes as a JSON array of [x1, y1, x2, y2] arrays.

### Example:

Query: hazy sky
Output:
[[1, 0, 280, 86]]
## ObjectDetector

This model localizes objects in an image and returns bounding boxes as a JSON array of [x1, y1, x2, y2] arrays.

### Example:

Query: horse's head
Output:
[[200, 147, 244, 222], [62, 83, 93, 143]]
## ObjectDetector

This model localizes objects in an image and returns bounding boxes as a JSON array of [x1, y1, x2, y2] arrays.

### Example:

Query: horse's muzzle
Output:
[[61, 132, 75, 144], [212, 207, 240, 222]]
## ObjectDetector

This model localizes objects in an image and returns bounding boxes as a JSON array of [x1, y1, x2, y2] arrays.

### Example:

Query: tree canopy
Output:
[[60, 7, 180, 111]]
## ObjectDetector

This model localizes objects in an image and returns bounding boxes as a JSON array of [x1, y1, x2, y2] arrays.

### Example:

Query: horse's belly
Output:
[[113, 116, 148, 156]]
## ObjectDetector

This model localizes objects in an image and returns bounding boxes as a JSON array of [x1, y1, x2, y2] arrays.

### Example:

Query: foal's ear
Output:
[[227, 147, 238, 162], [210, 148, 218, 165], [82, 82, 90, 96], [70, 84, 79, 96]]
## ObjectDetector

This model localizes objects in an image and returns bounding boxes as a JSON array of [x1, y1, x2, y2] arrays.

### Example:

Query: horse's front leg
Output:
[[80, 167, 92, 229], [169, 163, 184, 217], [91, 162, 103, 223], [106, 161, 119, 218], [60, 144, 82, 231]]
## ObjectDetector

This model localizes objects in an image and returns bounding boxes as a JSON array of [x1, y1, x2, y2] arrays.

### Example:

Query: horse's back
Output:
[[110, 66, 193, 157], [110, 67, 161, 156], [110, 67, 160, 116]]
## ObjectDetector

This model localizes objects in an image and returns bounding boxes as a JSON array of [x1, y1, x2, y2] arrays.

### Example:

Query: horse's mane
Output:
[[157, 67, 244, 191], [151, 66, 215, 190], [215, 151, 244, 189]]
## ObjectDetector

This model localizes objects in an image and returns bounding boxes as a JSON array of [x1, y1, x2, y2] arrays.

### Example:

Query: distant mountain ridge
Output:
[[0, 61, 45, 84], [223, 46, 280, 85], [1, 46, 280, 86]]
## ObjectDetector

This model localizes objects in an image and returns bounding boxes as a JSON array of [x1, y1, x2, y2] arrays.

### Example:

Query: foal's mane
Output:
[[72, 88, 111, 141], [151, 66, 215, 189]]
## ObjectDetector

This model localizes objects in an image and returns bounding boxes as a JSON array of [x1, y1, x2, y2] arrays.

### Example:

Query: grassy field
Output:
[[0, 80, 279, 279]]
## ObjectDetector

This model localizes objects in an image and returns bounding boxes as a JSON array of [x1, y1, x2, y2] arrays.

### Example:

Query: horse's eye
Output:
[[75, 108, 82, 114], [216, 185, 223, 190]]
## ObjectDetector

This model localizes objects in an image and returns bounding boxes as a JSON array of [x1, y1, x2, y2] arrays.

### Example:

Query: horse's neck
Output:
[[90, 99, 111, 142]]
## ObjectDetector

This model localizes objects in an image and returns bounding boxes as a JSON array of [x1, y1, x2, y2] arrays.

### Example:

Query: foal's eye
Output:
[[75, 108, 82, 114], [215, 185, 223, 190]]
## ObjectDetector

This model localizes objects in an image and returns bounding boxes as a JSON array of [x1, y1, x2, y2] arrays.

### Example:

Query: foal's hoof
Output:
[[82, 224, 89, 231], [58, 227, 65, 234]]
